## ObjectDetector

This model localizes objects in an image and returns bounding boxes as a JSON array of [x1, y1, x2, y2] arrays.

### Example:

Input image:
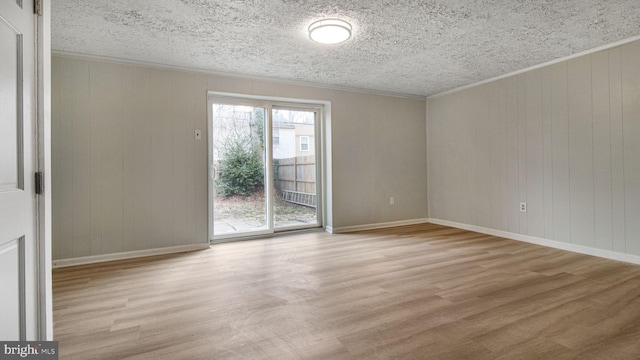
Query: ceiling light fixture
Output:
[[308, 19, 352, 44]]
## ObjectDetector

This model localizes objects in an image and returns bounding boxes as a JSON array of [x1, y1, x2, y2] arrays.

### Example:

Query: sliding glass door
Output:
[[272, 107, 319, 229], [209, 99, 321, 242], [210, 103, 269, 238]]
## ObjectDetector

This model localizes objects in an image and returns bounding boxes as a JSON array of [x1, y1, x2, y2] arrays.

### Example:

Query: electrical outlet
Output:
[[520, 202, 527, 212], [194, 129, 202, 140], [390, 197, 395, 205]]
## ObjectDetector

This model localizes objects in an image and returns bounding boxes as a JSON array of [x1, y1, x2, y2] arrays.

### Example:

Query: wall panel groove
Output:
[[609, 48, 626, 253]]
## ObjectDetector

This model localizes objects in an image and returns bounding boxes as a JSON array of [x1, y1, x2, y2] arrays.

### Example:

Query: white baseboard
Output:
[[52, 243, 211, 268], [428, 218, 640, 266], [325, 226, 335, 234], [53, 220, 640, 267], [331, 218, 430, 233]]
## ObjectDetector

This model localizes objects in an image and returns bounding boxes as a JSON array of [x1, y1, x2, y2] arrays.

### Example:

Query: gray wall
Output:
[[52, 56, 428, 260], [427, 40, 640, 256]]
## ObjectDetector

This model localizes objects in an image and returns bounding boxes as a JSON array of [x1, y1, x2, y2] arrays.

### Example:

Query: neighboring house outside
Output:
[[273, 121, 315, 160]]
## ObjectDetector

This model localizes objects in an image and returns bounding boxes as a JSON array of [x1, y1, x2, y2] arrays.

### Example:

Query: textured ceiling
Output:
[[52, 0, 640, 97]]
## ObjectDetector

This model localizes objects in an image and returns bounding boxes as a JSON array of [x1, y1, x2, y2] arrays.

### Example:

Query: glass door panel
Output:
[[211, 103, 268, 238], [272, 108, 319, 229]]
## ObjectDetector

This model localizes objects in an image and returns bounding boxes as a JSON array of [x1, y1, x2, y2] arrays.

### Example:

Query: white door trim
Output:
[[36, 0, 52, 340]]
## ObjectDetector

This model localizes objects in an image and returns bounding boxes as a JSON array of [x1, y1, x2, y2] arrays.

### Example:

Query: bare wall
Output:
[[427, 40, 640, 257], [52, 56, 428, 260]]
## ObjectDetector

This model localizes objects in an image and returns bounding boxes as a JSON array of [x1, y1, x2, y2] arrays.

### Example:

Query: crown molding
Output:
[[428, 34, 640, 99], [51, 50, 427, 101]]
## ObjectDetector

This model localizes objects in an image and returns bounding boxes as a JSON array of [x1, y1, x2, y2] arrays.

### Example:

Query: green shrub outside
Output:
[[215, 108, 265, 197], [216, 141, 264, 197]]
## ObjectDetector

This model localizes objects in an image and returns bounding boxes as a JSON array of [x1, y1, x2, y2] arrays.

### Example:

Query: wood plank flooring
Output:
[[53, 223, 640, 359]]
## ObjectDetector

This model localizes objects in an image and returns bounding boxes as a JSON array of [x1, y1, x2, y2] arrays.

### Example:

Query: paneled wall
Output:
[[427, 40, 640, 256], [52, 56, 428, 260]]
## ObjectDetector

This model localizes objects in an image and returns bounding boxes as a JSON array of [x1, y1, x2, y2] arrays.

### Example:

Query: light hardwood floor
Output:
[[53, 223, 640, 359]]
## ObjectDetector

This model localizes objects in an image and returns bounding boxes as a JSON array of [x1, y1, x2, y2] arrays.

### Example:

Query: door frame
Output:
[[207, 92, 327, 243], [36, 0, 52, 340]]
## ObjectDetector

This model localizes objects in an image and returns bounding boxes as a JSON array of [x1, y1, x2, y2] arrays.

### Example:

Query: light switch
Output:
[[195, 129, 202, 140]]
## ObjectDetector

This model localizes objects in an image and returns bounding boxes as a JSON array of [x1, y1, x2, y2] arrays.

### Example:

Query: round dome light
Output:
[[308, 19, 352, 44]]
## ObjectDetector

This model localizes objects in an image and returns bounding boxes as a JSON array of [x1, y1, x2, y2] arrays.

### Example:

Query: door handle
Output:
[[210, 165, 216, 180]]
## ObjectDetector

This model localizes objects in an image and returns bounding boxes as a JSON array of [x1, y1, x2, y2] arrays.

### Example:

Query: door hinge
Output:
[[34, 0, 42, 16], [35, 172, 43, 195]]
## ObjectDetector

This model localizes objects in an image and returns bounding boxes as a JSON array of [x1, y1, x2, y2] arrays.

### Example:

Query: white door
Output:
[[0, 0, 38, 340]]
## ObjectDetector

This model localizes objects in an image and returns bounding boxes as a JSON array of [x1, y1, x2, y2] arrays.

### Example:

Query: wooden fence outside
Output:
[[274, 155, 316, 195]]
